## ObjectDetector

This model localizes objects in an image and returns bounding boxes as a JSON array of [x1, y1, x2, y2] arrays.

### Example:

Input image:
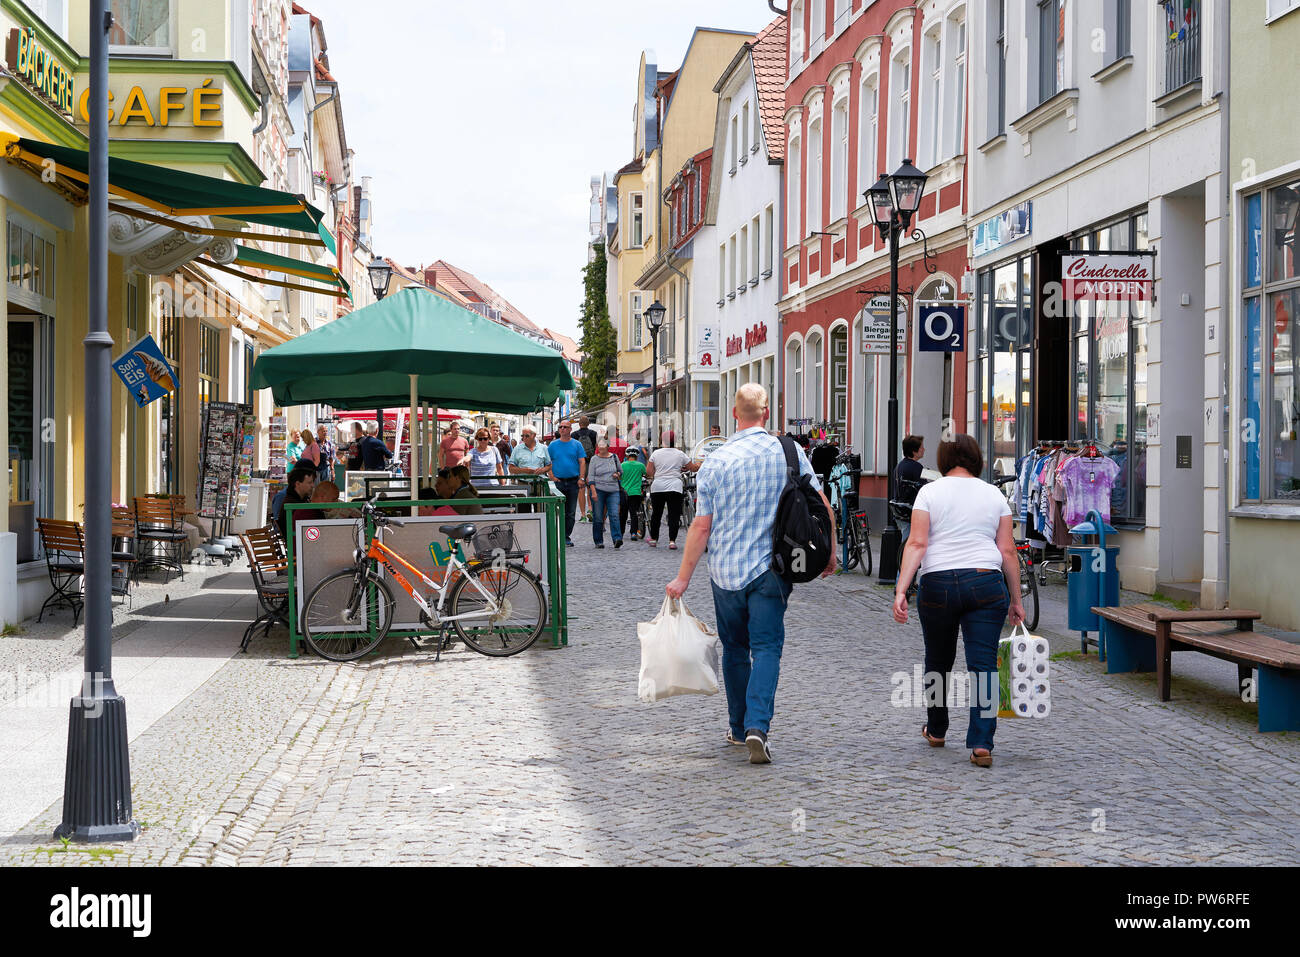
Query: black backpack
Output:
[[771, 436, 833, 584]]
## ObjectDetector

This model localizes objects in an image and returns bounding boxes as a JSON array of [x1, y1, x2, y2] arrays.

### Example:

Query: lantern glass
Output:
[[889, 158, 928, 215]]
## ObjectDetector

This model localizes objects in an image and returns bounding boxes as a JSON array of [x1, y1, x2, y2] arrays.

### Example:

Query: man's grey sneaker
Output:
[[745, 729, 771, 764], [725, 730, 746, 746]]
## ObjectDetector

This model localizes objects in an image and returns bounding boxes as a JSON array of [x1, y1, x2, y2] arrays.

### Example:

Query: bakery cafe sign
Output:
[[7, 27, 75, 114], [1062, 254, 1154, 301]]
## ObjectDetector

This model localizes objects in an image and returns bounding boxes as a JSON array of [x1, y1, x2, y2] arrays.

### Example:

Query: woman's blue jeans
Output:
[[917, 568, 1009, 752], [591, 488, 622, 545]]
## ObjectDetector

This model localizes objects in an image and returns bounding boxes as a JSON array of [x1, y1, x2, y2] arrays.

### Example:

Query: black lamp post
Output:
[[644, 300, 666, 448], [368, 257, 393, 301], [867, 159, 929, 584], [367, 257, 393, 443], [55, 0, 137, 844]]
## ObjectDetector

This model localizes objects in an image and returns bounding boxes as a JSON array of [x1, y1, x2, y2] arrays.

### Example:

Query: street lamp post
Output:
[[56, 0, 137, 844], [866, 159, 929, 584], [368, 258, 393, 444], [644, 300, 666, 449]]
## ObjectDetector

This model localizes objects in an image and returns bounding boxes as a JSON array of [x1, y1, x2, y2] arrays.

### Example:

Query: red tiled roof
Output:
[[750, 15, 787, 163], [315, 56, 335, 82], [429, 260, 546, 337], [543, 328, 582, 365]]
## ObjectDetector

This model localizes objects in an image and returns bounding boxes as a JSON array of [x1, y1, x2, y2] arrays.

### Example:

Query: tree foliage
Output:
[[577, 243, 617, 411]]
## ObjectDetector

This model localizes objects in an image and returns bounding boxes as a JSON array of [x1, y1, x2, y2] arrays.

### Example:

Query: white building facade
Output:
[[703, 27, 784, 435], [968, 0, 1228, 601]]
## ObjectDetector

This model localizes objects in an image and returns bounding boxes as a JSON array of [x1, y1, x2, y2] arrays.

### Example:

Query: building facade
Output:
[[779, 0, 972, 525], [1227, 0, 1300, 628], [968, 0, 1228, 600], [703, 15, 785, 435]]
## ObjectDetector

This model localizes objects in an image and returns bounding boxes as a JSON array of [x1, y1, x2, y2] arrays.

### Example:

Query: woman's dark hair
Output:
[[450, 465, 480, 496], [936, 434, 983, 476]]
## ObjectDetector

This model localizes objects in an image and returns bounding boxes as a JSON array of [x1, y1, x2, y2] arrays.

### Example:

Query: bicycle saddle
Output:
[[438, 523, 477, 540]]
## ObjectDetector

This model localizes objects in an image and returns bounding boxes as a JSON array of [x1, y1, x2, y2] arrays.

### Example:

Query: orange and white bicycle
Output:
[[298, 499, 547, 662]]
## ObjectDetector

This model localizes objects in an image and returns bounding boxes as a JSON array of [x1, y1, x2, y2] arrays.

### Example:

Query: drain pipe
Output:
[[251, 89, 271, 135]]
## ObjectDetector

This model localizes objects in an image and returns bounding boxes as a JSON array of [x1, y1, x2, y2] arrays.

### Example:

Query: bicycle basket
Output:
[[471, 523, 527, 561]]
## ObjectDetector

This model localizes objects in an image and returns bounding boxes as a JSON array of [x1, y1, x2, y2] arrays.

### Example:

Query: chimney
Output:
[[423, 266, 438, 288]]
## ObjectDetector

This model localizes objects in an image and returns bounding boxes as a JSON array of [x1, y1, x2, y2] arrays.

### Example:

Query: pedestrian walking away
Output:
[[547, 420, 587, 546], [646, 435, 697, 549], [665, 383, 837, 764], [573, 415, 599, 521], [587, 437, 624, 548], [619, 448, 647, 540], [345, 421, 365, 471], [359, 422, 395, 470], [892, 433, 1025, 768]]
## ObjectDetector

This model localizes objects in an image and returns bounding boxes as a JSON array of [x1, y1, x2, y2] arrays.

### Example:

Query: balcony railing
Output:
[[1164, 17, 1200, 94]]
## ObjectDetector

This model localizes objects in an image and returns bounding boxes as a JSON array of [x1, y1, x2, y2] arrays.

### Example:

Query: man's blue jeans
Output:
[[711, 570, 793, 738], [916, 568, 1009, 752], [591, 488, 622, 545], [554, 478, 579, 539]]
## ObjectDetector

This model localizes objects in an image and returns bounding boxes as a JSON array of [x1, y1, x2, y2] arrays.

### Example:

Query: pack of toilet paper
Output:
[[998, 624, 1051, 719]]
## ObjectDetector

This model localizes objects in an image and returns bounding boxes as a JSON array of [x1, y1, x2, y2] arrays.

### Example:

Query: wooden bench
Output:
[[1093, 601, 1300, 732]]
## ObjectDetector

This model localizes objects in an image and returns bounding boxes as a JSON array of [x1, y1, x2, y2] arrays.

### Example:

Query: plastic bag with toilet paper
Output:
[[637, 597, 720, 702], [997, 623, 1051, 719]]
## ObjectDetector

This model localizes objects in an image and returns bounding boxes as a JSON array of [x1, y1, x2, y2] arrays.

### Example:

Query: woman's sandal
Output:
[[921, 725, 945, 748], [970, 749, 993, 768]]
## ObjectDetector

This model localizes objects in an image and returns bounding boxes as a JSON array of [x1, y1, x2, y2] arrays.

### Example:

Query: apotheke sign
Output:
[[1062, 254, 1153, 301], [725, 322, 768, 357]]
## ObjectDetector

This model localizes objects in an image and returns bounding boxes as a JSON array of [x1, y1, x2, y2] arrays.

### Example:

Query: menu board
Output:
[[234, 410, 257, 516], [197, 402, 250, 519]]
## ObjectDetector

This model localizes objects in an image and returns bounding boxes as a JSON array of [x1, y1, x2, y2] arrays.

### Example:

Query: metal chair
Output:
[[110, 506, 138, 606], [237, 525, 289, 652], [134, 496, 188, 583], [36, 518, 86, 625]]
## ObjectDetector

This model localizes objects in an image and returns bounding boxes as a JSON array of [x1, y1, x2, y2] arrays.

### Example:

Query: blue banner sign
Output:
[[917, 305, 966, 352], [113, 334, 178, 408]]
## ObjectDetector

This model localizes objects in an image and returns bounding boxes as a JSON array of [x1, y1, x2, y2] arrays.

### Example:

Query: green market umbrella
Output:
[[252, 286, 574, 412]]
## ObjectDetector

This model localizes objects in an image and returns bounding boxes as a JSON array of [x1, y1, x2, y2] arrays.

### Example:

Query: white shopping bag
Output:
[[637, 596, 720, 702]]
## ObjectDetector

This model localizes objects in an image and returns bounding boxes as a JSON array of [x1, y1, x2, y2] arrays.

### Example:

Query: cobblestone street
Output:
[[3, 533, 1299, 866]]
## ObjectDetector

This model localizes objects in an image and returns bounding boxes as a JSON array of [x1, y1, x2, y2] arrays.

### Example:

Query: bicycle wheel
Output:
[[1020, 555, 1040, 631], [854, 512, 873, 577], [681, 493, 695, 529], [449, 561, 547, 656], [840, 513, 860, 571], [300, 570, 395, 662]]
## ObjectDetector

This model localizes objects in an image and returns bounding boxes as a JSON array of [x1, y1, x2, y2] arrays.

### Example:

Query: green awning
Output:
[[219, 244, 351, 299], [252, 287, 576, 414], [2, 134, 335, 253]]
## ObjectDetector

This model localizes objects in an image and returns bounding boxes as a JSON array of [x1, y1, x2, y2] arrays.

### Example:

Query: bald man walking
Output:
[[666, 383, 837, 764]]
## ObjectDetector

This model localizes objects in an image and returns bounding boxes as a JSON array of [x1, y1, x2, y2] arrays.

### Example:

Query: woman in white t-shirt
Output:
[[644, 438, 698, 549], [891, 434, 1024, 768], [467, 429, 504, 486]]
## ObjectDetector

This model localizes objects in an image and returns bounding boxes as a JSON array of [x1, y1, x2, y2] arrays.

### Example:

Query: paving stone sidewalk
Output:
[[4, 532, 1298, 866]]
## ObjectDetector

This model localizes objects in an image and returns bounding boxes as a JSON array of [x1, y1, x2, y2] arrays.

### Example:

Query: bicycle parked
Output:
[[828, 449, 872, 576], [298, 499, 548, 662], [992, 475, 1041, 631]]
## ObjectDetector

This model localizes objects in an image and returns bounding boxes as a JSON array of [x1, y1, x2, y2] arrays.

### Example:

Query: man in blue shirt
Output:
[[359, 423, 394, 470], [546, 420, 586, 546], [666, 383, 836, 764]]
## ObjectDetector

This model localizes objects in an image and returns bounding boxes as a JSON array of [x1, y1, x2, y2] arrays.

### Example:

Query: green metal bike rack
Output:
[[284, 493, 568, 659]]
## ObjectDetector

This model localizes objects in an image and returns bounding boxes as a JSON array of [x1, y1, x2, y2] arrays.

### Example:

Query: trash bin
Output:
[[1066, 510, 1119, 635]]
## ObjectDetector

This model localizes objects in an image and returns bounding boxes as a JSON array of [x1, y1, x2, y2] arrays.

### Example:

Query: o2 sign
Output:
[[918, 305, 966, 352]]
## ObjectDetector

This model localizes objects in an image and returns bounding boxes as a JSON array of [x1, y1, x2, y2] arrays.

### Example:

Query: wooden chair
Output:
[[36, 519, 86, 625], [110, 506, 138, 604], [238, 525, 289, 652], [134, 496, 188, 583]]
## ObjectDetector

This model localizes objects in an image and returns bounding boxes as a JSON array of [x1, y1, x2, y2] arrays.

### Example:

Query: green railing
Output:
[[283, 493, 568, 659]]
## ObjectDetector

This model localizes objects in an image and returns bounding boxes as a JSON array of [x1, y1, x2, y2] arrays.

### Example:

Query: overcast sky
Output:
[[306, 0, 775, 341]]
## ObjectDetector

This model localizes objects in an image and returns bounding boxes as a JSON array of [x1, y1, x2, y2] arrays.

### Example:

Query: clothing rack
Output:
[[1018, 437, 1111, 584]]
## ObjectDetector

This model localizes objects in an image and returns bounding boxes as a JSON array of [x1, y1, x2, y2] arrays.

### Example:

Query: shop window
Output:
[[1242, 181, 1300, 501], [976, 256, 1035, 478], [109, 0, 172, 55], [7, 316, 54, 563]]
